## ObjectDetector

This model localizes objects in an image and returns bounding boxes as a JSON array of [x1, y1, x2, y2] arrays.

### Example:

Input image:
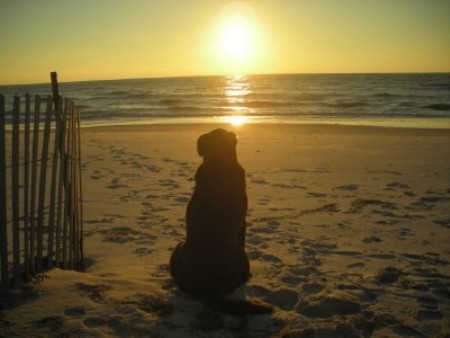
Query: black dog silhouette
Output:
[[170, 128, 272, 314]]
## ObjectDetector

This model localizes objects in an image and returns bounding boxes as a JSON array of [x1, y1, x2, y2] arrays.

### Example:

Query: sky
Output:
[[1, 0, 449, 85]]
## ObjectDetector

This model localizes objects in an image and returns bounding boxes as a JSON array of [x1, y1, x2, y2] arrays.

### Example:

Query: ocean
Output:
[[1, 73, 450, 128]]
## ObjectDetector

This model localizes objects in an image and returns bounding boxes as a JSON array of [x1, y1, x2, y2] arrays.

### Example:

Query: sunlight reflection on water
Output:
[[222, 115, 250, 126], [223, 75, 252, 126]]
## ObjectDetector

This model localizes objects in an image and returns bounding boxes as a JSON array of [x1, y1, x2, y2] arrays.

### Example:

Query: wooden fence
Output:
[[0, 80, 83, 293]]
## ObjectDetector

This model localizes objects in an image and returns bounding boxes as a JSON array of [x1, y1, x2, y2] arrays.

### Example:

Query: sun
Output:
[[221, 17, 253, 60], [212, 2, 261, 73]]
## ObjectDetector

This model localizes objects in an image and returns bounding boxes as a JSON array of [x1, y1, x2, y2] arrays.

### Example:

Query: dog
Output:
[[170, 128, 272, 314]]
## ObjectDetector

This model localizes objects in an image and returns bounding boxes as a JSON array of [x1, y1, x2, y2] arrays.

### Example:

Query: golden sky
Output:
[[1, 0, 449, 84]]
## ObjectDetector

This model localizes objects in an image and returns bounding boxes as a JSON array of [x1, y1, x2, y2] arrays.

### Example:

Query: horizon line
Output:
[[1, 70, 449, 87]]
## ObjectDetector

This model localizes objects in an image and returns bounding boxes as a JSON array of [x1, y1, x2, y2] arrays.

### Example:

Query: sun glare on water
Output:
[[224, 115, 248, 126]]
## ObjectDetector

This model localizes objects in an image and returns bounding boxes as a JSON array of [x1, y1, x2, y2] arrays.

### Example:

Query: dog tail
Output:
[[206, 297, 273, 315]]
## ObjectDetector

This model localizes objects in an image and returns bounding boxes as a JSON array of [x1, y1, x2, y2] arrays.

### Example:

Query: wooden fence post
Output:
[[47, 96, 63, 269], [24, 94, 31, 279], [67, 101, 74, 269], [36, 97, 53, 271], [0, 95, 8, 292], [51, 72, 59, 110], [62, 98, 70, 269], [30, 95, 41, 275], [55, 99, 67, 268], [12, 96, 21, 286], [76, 107, 84, 270]]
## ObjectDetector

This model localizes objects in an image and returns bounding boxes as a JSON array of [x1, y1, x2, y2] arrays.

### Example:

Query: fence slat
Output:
[[0, 95, 8, 293], [24, 93, 31, 279], [36, 97, 53, 271], [67, 101, 74, 269], [62, 98, 70, 269], [55, 99, 67, 268], [72, 104, 80, 270], [12, 96, 21, 286], [76, 107, 84, 270], [29, 95, 41, 275], [47, 97, 62, 269]]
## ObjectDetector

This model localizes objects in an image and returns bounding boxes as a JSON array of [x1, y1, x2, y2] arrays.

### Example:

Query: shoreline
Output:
[[79, 122, 450, 138], [78, 117, 450, 130]]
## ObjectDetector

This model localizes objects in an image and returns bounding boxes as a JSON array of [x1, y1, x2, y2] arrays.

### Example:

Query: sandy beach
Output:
[[1, 123, 449, 337]]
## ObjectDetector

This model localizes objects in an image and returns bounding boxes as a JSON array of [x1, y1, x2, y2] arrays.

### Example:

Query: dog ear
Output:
[[197, 133, 208, 157], [197, 129, 225, 158], [197, 129, 238, 160]]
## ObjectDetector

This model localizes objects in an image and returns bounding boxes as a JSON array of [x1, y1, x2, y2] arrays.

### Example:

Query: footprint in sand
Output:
[[145, 164, 160, 173], [247, 250, 283, 267], [264, 289, 299, 311], [64, 306, 85, 317], [85, 217, 115, 224], [262, 254, 284, 266], [333, 184, 360, 192], [158, 179, 180, 190], [107, 178, 128, 189], [416, 309, 443, 321], [302, 283, 325, 295], [36, 316, 64, 330], [384, 181, 411, 190], [244, 284, 298, 311], [173, 196, 190, 204], [347, 262, 365, 269], [247, 249, 262, 260], [257, 197, 271, 205], [288, 266, 321, 277], [367, 253, 396, 260], [301, 248, 322, 267], [303, 240, 338, 252], [90, 170, 105, 179], [128, 294, 175, 316], [141, 201, 162, 210], [375, 219, 399, 226], [266, 220, 280, 230], [135, 247, 155, 256], [246, 233, 263, 245], [100, 226, 149, 243], [280, 275, 303, 286], [83, 317, 107, 328], [347, 198, 396, 214], [272, 183, 307, 189], [433, 218, 450, 229], [383, 170, 403, 176], [416, 296, 442, 320], [138, 211, 160, 222], [362, 236, 382, 243], [394, 228, 413, 240], [153, 264, 170, 278], [251, 178, 269, 185], [297, 293, 361, 318], [194, 308, 224, 331], [377, 266, 402, 284], [76, 283, 111, 303], [307, 192, 328, 198], [160, 278, 176, 290]]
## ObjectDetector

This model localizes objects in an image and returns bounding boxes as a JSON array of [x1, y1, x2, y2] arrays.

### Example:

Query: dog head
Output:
[[197, 128, 238, 162]]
